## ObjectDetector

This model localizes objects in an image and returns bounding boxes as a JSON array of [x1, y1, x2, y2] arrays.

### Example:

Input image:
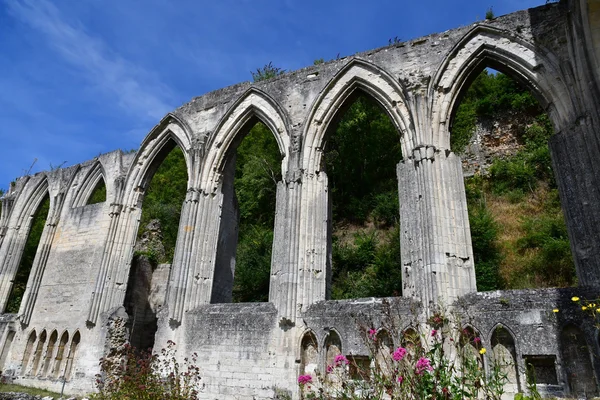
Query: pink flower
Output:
[[397, 376, 404, 384], [298, 375, 313, 385], [326, 365, 334, 374], [431, 329, 437, 336], [369, 328, 377, 340], [393, 347, 407, 361], [415, 357, 433, 375], [334, 354, 349, 366], [473, 337, 481, 344]]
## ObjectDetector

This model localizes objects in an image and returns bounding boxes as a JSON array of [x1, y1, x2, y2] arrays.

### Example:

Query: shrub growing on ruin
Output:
[[92, 340, 202, 400]]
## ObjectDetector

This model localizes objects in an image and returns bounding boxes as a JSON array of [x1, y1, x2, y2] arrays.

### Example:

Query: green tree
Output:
[[138, 146, 188, 263], [232, 122, 281, 302], [325, 94, 403, 299], [324, 95, 402, 224]]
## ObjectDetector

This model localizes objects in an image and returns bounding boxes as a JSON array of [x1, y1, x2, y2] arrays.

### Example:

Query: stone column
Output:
[[87, 202, 123, 324], [549, 121, 600, 287], [168, 189, 223, 323], [297, 172, 329, 312], [211, 157, 239, 304], [269, 180, 302, 322], [98, 204, 142, 316], [398, 146, 476, 308], [0, 195, 15, 249], [166, 187, 200, 323]]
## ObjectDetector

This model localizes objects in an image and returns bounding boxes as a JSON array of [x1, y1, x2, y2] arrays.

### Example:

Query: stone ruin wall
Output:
[[0, 1, 599, 398]]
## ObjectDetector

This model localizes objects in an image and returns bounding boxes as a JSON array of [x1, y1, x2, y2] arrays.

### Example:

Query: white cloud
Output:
[[6, 0, 173, 121]]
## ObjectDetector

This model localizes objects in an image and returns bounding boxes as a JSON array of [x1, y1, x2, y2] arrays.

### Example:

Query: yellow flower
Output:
[[572, 296, 580, 302], [552, 308, 559, 313], [582, 306, 588, 311], [479, 348, 486, 355]]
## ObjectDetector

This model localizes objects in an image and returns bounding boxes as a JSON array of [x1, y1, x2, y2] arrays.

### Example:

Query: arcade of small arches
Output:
[[0, 2, 598, 397], [19, 329, 81, 381], [298, 322, 597, 396]]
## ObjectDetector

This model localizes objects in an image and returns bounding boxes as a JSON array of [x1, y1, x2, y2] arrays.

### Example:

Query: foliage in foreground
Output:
[[298, 313, 510, 400], [92, 340, 201, 400]]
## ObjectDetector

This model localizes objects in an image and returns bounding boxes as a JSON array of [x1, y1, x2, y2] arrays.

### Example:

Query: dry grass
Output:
[[485, 182, 570, 289], [0, 383, 65, 398]]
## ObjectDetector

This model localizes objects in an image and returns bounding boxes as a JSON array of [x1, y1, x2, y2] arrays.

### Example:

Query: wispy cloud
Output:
[[5, 0, 173, 121]]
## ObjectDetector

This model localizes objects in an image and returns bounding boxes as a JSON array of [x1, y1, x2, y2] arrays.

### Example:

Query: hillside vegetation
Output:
[[454, 70, 575, 290]]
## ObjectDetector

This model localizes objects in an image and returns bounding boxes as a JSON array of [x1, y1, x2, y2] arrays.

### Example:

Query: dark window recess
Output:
[[86, 178, 106, 205], [524, 355, 558, 385], [348, 356, 371, 381]]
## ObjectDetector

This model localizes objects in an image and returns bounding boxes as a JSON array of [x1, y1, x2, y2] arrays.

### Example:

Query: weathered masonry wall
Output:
[[0, 1, 599, 398]]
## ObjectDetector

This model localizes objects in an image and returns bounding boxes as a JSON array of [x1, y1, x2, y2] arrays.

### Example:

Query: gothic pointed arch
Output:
[[431, 24, 577, 150], [64, 330, 80, 381], [490, 323, 520, 396], [124, 114, 194, 205], [200, 87, 291, 194], [30, 329, 47, 376], [299, 330, 319, 377], [324, 329, 343, 370], [71, 162, 107, 207], [0, 176, 50, 313], [42, 329, 58, 377], [14, 177, 50, 232], [52, 330, 69, 378], [21, 329, 36, 374], [301, 58, 414, 174], [86, 114, 194, 325], [460, 325, 484, 368], [375, 329, 394, 375]]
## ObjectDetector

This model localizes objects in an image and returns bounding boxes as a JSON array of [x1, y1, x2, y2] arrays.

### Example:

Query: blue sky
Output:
[[0, 0, 545, 191]]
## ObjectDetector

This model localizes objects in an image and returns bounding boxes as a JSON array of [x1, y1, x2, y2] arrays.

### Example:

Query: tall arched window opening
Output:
[[323, 92, 402, 299], [212, 119, 281, 303], [450, 67, 575, 291], [5, 193, 50, 313], [85, 177, 106, 205], [124, 142, 187, 351]]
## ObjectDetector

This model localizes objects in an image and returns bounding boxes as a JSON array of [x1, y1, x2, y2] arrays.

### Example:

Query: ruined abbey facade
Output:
[[0, 1, 599, 398]]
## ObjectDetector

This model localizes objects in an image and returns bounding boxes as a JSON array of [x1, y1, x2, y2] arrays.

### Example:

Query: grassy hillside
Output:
[[456, 71, 575, 290]]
